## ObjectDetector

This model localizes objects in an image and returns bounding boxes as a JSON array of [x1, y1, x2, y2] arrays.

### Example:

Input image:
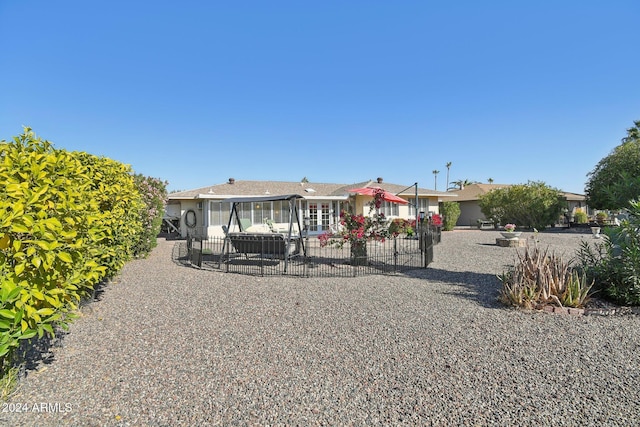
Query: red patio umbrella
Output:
[[348, 187, 409, 204]]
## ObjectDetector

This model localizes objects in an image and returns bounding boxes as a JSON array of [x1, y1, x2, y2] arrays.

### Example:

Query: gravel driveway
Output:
[[3, 229, 639, 426]]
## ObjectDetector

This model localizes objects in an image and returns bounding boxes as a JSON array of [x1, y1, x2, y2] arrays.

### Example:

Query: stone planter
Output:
[[500, 231, 522, 240], [496, 237, 526, 247], [350, 242, 368, 266]]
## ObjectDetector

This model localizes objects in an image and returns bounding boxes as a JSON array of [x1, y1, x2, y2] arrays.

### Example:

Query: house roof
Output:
[[168, 178, 457, 200], [342, 180, 454, 198], [169, 180, 347, 200], [224, 194, 303, 203], [451, 183, 585, 202], [562, 192, 586, 201], [450, 183, 510, 201]]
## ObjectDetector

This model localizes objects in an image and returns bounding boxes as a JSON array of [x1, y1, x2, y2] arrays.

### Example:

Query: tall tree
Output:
[[432, 170, 440, 190], [585, 120, 640, 210], [622, 120, 640, 143], [445, 162, 452, 192], [488, 178, 494, 184]]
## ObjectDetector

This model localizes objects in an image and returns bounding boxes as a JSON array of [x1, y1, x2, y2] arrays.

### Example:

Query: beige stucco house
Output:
[[452, 183, 509, 227], [451, 183, 589, 227], [166, 177, 457, 238]]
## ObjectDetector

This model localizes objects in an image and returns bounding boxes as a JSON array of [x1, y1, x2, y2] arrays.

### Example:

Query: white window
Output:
[[381, 201, 399, 217], [409, 198, 430, 217], [209, 201, 231, 226], [272, 201, 291, 223]]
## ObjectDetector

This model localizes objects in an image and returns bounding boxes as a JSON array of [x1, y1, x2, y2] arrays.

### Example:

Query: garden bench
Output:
[[476, 219, 494, 229], [226, 232, 300, 259]]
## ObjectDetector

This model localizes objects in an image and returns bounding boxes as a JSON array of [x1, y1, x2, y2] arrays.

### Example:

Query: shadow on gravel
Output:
[[9, 284, 107, 381], [88, 280, 108, 302], [10, 330, 68, 380], [406, 268, 504, 309]]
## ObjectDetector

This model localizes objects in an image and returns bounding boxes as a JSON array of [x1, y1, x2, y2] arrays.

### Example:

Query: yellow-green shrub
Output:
[[73, 152, 144, 278], [574, 209, 588, 224], [0, 128, 143, 372]]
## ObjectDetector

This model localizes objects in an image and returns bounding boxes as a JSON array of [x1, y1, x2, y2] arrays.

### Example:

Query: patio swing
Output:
[[219, 194, 307, 273]]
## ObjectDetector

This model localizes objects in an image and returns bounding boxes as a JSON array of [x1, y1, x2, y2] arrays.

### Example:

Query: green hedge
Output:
[[441, 201, 460, 231], [0, 128, 165, 373]]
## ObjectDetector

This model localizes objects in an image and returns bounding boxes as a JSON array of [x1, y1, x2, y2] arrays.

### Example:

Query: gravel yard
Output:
[[3, 229, 639, 426]]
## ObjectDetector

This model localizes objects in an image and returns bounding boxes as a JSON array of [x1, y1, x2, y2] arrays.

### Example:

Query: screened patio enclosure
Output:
[[204, 197, 346, 238]]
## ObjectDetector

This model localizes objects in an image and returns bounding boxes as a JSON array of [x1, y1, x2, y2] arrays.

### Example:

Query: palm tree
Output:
[[488, 178, 494, 184], [432, 170, 440, 190], [622, 120, 640, 143], [450, 179, 475, 190], [445, 162, 452, 192]]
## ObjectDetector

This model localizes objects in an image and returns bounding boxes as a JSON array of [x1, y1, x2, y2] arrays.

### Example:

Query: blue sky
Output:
[[1, 1, 638, 194]]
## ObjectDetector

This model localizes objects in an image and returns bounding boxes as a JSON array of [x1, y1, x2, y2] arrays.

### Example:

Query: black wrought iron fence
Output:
[[430, 224, 442, 244], [178, 228, 439, 277]]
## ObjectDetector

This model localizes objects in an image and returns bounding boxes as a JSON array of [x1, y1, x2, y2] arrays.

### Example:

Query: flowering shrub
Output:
[[504, 223, 517, 232], [389, 218, 414, 236], [431, 214, 443, 227], [132, 174, 168, 257], [319, 188, 395, 249]]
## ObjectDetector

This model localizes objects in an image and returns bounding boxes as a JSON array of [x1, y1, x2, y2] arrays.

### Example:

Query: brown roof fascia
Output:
[[168, 179, 459, 200]]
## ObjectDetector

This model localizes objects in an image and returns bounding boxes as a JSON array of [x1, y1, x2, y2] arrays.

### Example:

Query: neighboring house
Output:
[[451, 183, 589, 227], [167, 177, 457, 238], [452, 183, 509, 227], [562, 192, 591, 223]]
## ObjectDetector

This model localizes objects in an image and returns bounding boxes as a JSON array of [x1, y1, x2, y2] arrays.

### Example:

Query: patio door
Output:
[[308, 202, 331, 233]]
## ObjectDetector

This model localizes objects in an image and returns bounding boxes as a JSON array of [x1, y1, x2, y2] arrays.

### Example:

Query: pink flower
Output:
[[316, 189, 395, 249]]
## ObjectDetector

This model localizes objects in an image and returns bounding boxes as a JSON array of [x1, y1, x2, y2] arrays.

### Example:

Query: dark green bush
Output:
[[585, 120, 640, 210], [479, 181, 565, 230], [441, 201, 460, 231], [576, 200, 640, 305]]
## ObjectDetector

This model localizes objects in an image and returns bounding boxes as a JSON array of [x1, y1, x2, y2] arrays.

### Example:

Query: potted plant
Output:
[[500, 223, 522, 240], [596, 212, 608, 225], [574, 209, 588, 225]]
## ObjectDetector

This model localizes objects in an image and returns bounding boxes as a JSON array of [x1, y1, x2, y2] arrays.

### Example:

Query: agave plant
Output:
[[498, 270, 540, 310], [498, 242, 593, 309], [561, 270, 593, 307]]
